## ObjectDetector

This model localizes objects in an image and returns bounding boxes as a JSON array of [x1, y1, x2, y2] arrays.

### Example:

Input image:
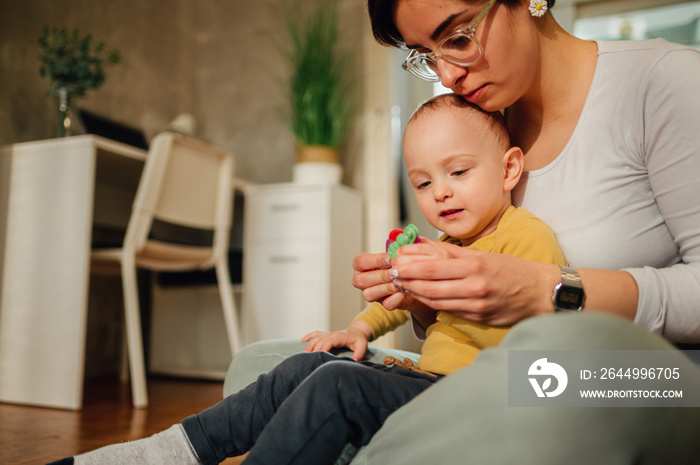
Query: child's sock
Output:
[[68, 424, 200, 465]]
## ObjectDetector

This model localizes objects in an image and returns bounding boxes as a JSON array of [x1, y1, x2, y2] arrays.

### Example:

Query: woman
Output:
[[360, 0, 700, 340], [233, 0, 700, 463]]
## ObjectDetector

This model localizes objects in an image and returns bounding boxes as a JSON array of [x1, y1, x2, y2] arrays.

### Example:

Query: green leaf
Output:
[[37, 25, 121, 100], [274, 0, 356, 150]]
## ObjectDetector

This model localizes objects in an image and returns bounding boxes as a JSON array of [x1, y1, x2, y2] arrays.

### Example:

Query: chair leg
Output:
[[215, 260, 241, 356], [119, 333, 129, 383], [121, 257, 149, 408]]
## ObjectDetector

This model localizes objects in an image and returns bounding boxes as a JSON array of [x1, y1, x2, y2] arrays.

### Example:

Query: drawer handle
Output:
[[270, 204, 300, 212], [269, 255, 300, 264]]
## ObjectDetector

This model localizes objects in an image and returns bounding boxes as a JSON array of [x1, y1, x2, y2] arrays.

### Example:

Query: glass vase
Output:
[[56, 87, 73, 137]]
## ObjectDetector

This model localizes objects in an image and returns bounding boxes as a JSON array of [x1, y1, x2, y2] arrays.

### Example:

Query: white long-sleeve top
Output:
[[514, 39, 700, 343]]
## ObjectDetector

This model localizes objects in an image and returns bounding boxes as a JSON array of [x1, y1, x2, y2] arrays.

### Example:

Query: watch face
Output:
[[556, 286, 585, 311]]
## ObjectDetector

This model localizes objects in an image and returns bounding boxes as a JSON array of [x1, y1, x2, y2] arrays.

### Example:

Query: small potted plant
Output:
[[38, 26, 121, 137], [278, 0, 355, 184]]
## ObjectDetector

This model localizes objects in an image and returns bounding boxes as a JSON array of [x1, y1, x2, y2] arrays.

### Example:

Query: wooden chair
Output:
[[92, 132, 241, 408]]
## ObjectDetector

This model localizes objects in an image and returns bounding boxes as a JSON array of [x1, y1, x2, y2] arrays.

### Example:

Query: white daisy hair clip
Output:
[[529, 0, 548, 17]]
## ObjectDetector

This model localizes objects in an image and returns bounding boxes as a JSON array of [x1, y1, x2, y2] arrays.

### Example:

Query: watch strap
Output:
[[560, 266, 582, 288], [552, 266, 585, 312]]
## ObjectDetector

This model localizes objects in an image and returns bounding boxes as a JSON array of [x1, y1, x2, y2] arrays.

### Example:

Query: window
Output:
[[574, 1, 700, 48]]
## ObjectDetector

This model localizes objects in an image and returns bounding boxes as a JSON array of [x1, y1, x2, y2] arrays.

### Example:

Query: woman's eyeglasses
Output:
[[402, 0, 496, 82]]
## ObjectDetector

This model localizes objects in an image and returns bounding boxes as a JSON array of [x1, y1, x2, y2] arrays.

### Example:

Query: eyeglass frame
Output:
[[401, 0, 497, 82]]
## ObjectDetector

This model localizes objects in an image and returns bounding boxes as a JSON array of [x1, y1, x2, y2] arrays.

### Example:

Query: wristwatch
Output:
[[552, 266, 585, 312]]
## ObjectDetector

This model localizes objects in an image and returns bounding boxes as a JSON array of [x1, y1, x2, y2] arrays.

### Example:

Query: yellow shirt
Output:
[[355, 206, 567, 376]]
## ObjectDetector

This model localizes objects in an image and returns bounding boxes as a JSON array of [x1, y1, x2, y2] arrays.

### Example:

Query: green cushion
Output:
[[350, 312, 700, 465]]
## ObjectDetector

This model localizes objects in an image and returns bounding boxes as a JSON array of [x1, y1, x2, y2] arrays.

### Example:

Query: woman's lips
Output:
[[462, 85, 485, 103]]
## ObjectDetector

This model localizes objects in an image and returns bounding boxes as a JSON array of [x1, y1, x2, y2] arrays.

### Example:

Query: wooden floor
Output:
[[0, 376, 246, 464]]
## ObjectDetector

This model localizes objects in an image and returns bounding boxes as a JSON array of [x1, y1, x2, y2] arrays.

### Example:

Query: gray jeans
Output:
[[184, 351, 441, 465]]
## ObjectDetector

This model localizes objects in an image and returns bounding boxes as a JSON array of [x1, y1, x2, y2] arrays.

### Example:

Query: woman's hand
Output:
[[302, 320, 374, 361], [388, 240, 561, 326], [351, 252, 416, 311]]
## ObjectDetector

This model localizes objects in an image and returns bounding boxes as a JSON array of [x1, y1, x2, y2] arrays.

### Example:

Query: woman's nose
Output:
[[436, 58, 467, 90]]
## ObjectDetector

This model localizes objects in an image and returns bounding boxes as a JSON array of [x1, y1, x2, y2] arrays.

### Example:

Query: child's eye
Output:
[[451, 169, 468, 177], [415, 180, 431, 190]]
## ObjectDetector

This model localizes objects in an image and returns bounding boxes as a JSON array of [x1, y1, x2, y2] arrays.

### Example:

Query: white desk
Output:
[[0, 136, 252, 410], [0, 136, 146, 410]]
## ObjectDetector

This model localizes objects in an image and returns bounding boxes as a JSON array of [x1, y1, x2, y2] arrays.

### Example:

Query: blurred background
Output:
[[1, 0, 698, 376]]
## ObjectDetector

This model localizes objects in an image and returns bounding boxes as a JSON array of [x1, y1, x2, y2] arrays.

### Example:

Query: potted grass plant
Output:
[[278, 0, 355, 184], [38, 26, 120, 137]]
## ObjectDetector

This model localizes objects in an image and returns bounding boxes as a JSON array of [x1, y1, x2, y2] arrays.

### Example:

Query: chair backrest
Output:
[[124, 132, 235, 262]]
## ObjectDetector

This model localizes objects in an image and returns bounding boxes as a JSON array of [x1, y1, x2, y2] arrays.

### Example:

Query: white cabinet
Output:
[[242, 183, 363, 345]]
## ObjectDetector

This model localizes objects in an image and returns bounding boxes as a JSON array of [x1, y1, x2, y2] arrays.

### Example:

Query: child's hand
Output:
[[302, 320, 373, 361]]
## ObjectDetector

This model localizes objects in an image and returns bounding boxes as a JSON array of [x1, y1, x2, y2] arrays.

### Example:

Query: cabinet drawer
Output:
[[245, 189, 324, 242], [243, 243, 327, 341]]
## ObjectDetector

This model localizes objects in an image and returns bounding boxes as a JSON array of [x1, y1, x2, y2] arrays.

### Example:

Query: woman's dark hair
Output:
[[367, 0, 556, 48]]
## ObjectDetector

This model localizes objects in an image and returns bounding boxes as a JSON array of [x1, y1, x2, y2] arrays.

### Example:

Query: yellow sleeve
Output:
[[354, 302, 410, 341]]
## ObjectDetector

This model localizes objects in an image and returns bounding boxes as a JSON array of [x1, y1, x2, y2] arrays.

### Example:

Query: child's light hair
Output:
[[408, 94, 511, 152]]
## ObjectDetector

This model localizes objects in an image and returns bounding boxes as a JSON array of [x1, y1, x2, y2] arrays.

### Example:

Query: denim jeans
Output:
[[181, 351, 442, 465]]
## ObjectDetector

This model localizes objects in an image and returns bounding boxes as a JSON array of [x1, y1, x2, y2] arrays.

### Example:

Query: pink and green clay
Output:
[[386, 224, 420, 259]]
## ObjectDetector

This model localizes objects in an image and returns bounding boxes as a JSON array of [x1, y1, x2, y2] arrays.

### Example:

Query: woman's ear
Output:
[[502, 147, 524, 192]]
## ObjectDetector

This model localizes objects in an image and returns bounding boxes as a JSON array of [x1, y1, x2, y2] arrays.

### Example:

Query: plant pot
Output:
[[293, 145, 342, 185], [295, 145, 339, 164]]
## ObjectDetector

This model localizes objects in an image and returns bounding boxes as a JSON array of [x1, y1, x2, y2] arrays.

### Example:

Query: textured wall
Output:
[[0, 0, 371, 376], [0, 0, 366, 185]]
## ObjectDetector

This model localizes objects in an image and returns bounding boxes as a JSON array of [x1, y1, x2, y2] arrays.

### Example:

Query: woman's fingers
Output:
[[351, 253, 400, 303], [390, 248, 487, 280], [352, 252, 391, 274], [352, 268, 394, 291], [391, 239, 450, 259], [362, 282, 400, 303], [381, 291, 407, 310], [389, 258, 469, 282], [387, 252, 549, 326]]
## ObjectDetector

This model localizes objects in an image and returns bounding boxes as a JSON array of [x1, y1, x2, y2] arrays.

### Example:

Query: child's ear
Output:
[[502, 147, 524, 192]]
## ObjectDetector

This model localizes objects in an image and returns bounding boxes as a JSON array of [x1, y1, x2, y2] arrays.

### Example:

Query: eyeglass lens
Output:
[[406, 33, 480, 81], [408, 56, 440, 80], [439, 34, 480, 65]]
